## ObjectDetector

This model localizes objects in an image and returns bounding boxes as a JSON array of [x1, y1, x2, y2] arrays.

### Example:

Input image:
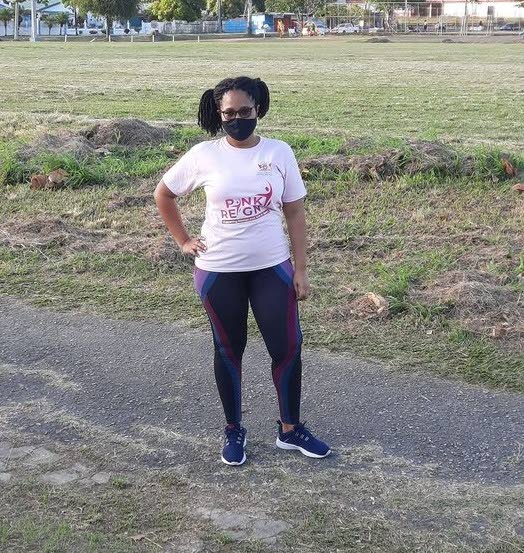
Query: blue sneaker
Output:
[[221, 423, 247, 466], [276, 420, 331, 458]]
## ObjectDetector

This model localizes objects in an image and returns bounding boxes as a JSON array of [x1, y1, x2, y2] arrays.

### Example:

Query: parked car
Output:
[[499, 23, 520, 31], [330, 23, 360, 34], [361, 25, 380, 33]]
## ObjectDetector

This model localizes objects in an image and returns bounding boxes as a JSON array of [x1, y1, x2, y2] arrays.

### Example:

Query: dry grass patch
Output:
[[409, 270, 524, 348], [0, 216, 189, 269]]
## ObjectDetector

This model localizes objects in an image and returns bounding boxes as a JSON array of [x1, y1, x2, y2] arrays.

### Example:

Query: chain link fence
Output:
[[322, 1, 523, 34]]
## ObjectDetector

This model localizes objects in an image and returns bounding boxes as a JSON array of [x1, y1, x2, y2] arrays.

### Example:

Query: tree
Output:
[[371, 0, 405, 30], [75, 0, 140, 37], [265, 0, 300, 12], [56, 11, 69, 34], [265, 0, 322, 17], [206, 0, 243, 18], [318, 3, 364, 18], [318, 3, 363, 28], [0, 8, 12, 36], [64, 0, 82, 35], [43, 14, 55, 34], [252, 0, 264, 12], [148, 0, 204, 22]]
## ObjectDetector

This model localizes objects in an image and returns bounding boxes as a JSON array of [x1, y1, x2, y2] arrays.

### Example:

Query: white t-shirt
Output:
[[162, 136, 307, 272]]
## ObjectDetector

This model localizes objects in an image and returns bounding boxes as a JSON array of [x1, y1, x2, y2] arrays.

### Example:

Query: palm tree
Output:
[[56, 11, 68, 35], [0, 8, 12, 36], [64, 1, 81, 35], [43, 14, 55, 35]]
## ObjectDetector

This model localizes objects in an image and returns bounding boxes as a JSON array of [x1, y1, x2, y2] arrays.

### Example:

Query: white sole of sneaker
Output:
[[221, 437, 247, 466], [276, 437, 331, 459], [221, 453, 246, 466]]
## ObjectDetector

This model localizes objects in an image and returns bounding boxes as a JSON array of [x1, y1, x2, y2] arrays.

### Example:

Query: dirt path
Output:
[[1, 295, 523, 551], [1, 295, 522, 483]]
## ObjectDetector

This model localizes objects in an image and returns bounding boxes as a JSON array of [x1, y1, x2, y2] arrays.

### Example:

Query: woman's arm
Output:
[[154, 180, 206, 257], [283, 198, 310, 300]]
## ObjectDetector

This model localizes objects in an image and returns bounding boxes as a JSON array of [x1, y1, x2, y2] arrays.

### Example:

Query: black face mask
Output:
[[222, 118, 257, 142]]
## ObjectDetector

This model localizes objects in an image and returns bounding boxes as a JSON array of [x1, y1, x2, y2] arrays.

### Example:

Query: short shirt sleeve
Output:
[[161, 145, 201, 197], [281, 143, 307, 203]]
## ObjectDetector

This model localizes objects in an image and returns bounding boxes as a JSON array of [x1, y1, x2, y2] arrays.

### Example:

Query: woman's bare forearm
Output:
[[283, 201, 307, 271], [154, 182, 191, 247]]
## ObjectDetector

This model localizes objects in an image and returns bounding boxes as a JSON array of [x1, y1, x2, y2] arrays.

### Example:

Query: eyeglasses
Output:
[[219, 106, 256, 121]]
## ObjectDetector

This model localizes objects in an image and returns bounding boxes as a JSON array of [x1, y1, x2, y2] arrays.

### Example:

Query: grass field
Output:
[[0, 40, 523, 147], [1, 39, 524, 552]]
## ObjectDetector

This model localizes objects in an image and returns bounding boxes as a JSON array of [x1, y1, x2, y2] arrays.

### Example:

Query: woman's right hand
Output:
[[181, 236, 207, 257]]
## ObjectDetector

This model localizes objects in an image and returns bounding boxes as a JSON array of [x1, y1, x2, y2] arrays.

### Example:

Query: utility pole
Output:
[[461, 0, 468, 35], [30, 0, 38, 41], [13, 1, 19, 40], [404, 0, 408, 33], [217, 0, 222, 32], [246, 0, 252, 35]]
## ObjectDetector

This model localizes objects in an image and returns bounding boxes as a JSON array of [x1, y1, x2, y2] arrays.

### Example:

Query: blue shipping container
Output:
[[223, 19, 247, 33]]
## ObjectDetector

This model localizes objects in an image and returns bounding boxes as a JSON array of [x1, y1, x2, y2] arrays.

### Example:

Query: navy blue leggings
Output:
[[194, 259, 303, 425]]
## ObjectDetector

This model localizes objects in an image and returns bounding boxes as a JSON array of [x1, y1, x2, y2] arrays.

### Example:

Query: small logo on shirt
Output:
[[257, 162, 272, 176], [221, 183, 273, 224]]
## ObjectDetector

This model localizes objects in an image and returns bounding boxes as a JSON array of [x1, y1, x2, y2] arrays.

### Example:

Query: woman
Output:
[[154, 76, 331, 466]]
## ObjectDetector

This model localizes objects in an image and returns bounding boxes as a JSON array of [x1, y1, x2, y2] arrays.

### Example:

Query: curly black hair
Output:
[[198, 76, 270, 136]]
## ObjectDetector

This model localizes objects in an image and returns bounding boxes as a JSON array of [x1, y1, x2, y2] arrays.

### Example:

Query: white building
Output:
[[438, 0, 524, 18], [336, 0, 522, 19]]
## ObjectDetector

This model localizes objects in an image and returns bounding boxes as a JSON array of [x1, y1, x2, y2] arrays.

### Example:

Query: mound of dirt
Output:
[[84, 119, 170, 148], [348, 292, 389, 320], [300, 140, 476, 180], [300, 154, 354, 174], [338, 138, 373, 154], [301, 150, 402, 180], [19, 119, 171, 162], [348, 150, 401, 180], [0, 217, 101, 250], [401, 140, 467, 176], [18, 132, 96, 161], [367, 37, 391, 43], [409, 270, 524, 343], [422, 273, 512, 312]]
